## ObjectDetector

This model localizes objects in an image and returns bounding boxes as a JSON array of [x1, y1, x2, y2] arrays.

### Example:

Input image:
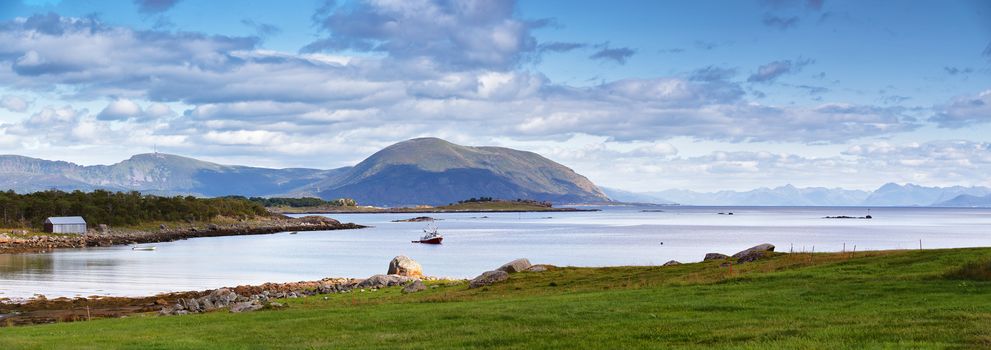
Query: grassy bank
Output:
[[1, 248, 990, 348]]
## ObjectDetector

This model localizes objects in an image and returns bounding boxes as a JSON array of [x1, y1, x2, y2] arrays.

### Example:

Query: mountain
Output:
[[862, 183, 991, 207], [0, 138, 610, 206], [311, 138, 609, 206], [933, 193, 991, 207], [650, 185, 871, 206], [600, 187, 676, 204], [627, 183, 991, 207], [0, 153, 347, 197]]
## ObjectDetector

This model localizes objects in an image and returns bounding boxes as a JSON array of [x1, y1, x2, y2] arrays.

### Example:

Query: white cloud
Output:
[[0, 95, 29, 112], [930, 90, 991, 128], [98, 99, 143, 121]]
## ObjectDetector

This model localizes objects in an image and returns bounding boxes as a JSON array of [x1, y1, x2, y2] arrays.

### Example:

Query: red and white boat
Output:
[[412, 224, 443, 244]]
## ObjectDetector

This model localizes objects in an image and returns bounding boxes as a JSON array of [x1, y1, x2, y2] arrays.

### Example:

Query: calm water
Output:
[[2, 206, 990, 299]]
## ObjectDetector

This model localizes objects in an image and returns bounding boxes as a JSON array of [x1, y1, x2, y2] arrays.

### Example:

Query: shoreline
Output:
[[0, 246, 984, 328], [0, 216, 365, 255], [274, 208, 599, 215], [0, 274, 456, 326]]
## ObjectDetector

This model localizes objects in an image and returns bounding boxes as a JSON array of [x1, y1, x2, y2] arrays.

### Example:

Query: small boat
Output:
[[132, 246, 156, 251], [412, 224, 443, 244], [289, 231, 298, 235]]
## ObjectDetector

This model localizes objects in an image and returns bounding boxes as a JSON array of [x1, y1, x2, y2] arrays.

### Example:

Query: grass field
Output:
[[1, 248, 989, 349]]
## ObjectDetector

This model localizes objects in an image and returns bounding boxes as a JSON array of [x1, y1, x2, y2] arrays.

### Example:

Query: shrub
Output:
[[945, 259, 991, 281]]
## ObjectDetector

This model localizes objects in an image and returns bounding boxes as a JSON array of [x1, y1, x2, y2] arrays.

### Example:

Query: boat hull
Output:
[[412, 237, 443, 244]]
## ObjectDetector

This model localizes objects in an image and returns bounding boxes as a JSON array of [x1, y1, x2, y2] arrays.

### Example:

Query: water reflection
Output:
[[0, 253, 54, 277]]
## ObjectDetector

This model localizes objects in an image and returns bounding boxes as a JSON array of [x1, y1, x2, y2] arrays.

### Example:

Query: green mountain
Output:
[[310, 138, 609, 206], [0, 138, 610, 206]]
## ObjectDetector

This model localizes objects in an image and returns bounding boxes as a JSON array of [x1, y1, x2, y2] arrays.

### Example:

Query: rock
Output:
[[206, 288, 238, 308], [526, 265, 548, 272], [98, 224, 109, 233], [388, 256, 424, 278], [357, 274, 413, 289], [402, 280, 427, 294], [735, 250, 770, 264], [731, 243, 775, 259], [703, 253, 729, 261], [469, 270, 509, 289], [296, 216, 341, 225], [392, 216, 436, 222], [229, 300, 263, 313], [662, 260, 681, 266], [497, 258, 532, 273], [182, 298, 201, 312]]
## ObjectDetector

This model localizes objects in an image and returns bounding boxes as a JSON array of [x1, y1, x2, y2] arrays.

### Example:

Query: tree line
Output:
[[224, 196, 358, 208], [0, 190, 269, 230], [454, 197, 552, 207]]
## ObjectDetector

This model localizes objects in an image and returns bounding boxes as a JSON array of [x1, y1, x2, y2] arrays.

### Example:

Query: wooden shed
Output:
[[44, 216, 87, 234]]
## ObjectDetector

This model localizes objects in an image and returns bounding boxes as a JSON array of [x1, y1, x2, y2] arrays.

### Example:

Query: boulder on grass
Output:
[[388, 255, 424, 278], [469, 270, 509, 289], [735, 250, 771, 264], [229, 300, 264, 313], [731, 244, 775, 259], [526, 265, 549, 272], [662, 260, 681, 266], [497, 258, 532, 273], [357, 274, 414, 289], [703, 253, 729, 261], [402, 280, 427, 294]]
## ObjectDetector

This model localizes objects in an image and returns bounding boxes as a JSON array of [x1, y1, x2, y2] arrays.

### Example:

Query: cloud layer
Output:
[[0, 0, 987, 192]]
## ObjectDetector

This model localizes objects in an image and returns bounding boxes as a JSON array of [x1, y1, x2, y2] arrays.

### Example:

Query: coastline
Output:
[[0, 274, 457, 326], [271, 207, 599, 215], [0, 216, 364, 255]]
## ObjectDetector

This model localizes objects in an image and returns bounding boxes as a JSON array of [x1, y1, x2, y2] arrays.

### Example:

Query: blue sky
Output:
[[0, 0, 989, 192]]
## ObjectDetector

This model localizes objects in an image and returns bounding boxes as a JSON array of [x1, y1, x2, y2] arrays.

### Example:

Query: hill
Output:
[[630, 183, 991, 207], [0, 138, 609, 206], [863, 183, 991, 206], [0, 153, 345, 197], [310, 138, 609, 206], [935, 193, 991, 207]]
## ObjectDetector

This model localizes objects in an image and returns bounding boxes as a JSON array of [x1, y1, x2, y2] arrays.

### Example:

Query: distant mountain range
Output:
[[3, 138, 988, 207], [627, 183, 991, 207], [0, 138, 609, 206]]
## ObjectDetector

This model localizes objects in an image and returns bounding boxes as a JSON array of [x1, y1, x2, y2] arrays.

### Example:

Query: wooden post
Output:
[[919, 239, 922, 250]]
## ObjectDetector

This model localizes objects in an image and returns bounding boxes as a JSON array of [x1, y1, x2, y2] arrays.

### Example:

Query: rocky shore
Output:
[[0, 215, 364, 254], [0, 256, 464, 326], [0, 245, 778, 327]]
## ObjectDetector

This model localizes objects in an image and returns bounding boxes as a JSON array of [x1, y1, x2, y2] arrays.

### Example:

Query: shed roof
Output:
[[45, 216, 87, 225]]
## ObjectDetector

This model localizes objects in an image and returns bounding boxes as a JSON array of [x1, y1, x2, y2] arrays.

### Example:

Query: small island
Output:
[[262, 196, 597, 214]]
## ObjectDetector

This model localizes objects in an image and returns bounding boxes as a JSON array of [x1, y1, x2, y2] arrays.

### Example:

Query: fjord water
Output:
[[2, 206, 990, 299]]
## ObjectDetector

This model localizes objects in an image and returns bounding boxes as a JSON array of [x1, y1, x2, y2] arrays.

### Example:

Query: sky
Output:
[[0, 0, 989, 192]]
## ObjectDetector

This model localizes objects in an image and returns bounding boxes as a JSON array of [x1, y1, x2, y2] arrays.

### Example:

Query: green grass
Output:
[[2, 248, 990, 349]]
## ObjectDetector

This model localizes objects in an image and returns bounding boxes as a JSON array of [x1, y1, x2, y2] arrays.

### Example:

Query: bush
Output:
[[234, 196, 358, 208], [945, 259, 991, 281], [0, 190, 268, 229]]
